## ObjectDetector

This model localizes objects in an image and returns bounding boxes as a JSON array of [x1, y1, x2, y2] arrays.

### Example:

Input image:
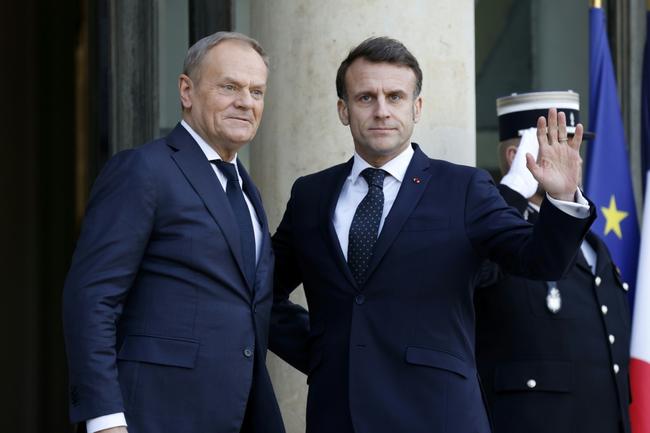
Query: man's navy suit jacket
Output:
[[63, 124, 284, 433], [270, 143, 594, 433]]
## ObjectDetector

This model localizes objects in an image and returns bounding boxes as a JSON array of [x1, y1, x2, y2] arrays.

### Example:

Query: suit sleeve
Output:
[[62, 149, 156, 423], [466, 169, 594, 280], [475, 184, 528, 288], [497, 183, 529, 216], [268, 180, 311, 374]]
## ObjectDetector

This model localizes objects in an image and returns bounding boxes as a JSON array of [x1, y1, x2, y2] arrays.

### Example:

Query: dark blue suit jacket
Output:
[[270, 144, 594, 433], [63, 124, 284, 433]]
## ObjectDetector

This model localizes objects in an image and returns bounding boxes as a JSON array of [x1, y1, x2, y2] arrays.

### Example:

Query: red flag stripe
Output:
[[631, 357, 650, 433]]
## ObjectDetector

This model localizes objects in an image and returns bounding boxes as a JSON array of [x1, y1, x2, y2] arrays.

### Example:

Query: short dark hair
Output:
[[335, 36, 423, 101]]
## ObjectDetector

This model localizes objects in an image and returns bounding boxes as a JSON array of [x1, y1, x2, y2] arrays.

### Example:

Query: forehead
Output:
[[345, 58, 416, 93], [199, 40, 268, 83]]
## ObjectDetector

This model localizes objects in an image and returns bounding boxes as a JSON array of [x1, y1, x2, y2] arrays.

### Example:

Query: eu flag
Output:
[[585, 7, 640, 300]]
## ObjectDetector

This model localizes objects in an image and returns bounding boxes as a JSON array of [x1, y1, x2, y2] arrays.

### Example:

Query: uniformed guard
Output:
[[475, 90, 632, 433]]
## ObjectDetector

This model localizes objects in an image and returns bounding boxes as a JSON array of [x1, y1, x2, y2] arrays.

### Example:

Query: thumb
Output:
[[526, 153, 540, 180]]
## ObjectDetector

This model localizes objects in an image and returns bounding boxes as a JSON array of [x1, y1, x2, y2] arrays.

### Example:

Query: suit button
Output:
[[601, 305, 608, 315], [526, 379, 537, 389], [252, 304, 258, 313], [243, 348, 253, 358], [595, 276, 602, 286], [355, 295, 365, 305], [609, 334, 615, 344], [613, 363, 620, 374]]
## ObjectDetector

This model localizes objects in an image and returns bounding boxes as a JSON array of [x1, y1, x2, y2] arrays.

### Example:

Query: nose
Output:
[[374, 96, 390, 119], [234, 89, 254, 109]]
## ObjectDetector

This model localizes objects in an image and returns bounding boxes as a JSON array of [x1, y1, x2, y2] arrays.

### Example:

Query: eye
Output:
[[251, 89, 264, 99], [221, 84, 237, 93], [359, 95, 372, 103], [389, 93, 402, 102]]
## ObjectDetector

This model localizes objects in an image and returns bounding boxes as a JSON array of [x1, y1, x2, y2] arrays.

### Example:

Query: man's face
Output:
[[337, 59, 422, 166], [179, 40, 268, 158]]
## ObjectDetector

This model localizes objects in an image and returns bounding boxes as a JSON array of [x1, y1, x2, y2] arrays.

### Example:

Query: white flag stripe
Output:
[[631, 171, 650, 362]]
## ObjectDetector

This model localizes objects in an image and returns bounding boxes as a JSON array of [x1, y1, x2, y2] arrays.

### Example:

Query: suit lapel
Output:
[[320, 159, 360, 290], [167, 124, 251, 293], [364, 145, 432, 283]]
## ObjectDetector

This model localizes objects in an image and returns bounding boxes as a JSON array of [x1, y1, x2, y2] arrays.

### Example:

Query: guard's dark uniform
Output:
[[475, 184, 631, 433]]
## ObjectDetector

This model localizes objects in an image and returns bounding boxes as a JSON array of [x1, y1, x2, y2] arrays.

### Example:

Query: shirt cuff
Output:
[[87, 412, 127, 433], [546, 189, 590, 219]]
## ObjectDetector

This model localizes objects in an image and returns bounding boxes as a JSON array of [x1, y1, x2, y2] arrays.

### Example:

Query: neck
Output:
[[529, 193, 544, 206]]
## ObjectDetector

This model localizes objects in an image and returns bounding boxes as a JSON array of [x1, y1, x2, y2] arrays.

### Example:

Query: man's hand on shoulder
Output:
[[526, 108, 583, 202]]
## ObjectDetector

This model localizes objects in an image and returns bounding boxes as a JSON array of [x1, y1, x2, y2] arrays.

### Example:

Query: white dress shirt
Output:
[[86, 121, 262, 433], [334, 145, 414, 260]]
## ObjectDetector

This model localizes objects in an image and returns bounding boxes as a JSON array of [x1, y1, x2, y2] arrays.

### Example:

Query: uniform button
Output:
[[622, 282, 629, 291], [613, 363, 620, 374], [609, 334, 615, 344], [355, 295, 365, 305], [595, 276, 602, 286], [601, 305, 608, 315], [252, 304, 258, 313], [526, 379, 537, 389], [243, 348, 253, 358]]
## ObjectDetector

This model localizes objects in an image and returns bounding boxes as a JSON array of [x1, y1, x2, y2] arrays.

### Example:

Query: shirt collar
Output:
[[349, 144, 414, 184], [181, 119, 239, 166]]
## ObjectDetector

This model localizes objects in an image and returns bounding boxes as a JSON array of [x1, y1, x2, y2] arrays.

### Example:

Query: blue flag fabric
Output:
[[586, 7, 640, 301], [643, 10, 650, 194]]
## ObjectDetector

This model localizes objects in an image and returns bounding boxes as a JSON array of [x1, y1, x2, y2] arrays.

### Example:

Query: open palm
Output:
[[525, 108, 584, 202]]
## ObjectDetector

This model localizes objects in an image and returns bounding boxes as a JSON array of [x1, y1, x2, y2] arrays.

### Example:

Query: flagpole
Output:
[[591, 0, 601, 8]]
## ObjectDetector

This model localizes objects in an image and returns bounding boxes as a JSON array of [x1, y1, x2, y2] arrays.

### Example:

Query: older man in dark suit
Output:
[[63, 32, 285, 433]]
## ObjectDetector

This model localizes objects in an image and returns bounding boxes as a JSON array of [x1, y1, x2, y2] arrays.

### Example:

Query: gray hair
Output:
[[182, 31, 269, 81]]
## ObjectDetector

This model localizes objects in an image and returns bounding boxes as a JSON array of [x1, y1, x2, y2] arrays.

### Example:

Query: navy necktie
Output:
[[212, 160, 256, 285], [348, 168, 386, 286]]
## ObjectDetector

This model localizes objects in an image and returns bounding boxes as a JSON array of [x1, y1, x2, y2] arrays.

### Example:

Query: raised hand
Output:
[[525, 108, 584, 202]]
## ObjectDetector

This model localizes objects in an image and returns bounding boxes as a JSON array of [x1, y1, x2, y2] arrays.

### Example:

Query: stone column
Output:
[[249, 2, 475, 432]]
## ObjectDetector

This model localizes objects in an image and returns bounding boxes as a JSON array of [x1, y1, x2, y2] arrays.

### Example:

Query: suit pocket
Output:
[[494, 361, 573, 393], [405, 346, 472, 379], [401, 217, 449, 232], [117, 334, 200, 369]]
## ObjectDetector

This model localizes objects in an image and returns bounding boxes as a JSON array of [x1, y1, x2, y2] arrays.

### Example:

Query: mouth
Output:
[[226, 116, 253, 124], [368, 127, 397, 133]]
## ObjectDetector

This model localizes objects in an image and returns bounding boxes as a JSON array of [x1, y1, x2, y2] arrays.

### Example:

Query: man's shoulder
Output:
[[292, 160, 352, 188], [425, 156, 488, 183]]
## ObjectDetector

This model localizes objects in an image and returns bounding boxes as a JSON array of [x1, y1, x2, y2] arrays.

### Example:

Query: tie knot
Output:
[[212, 160, 239, 183], [361, 168, 386, 189]]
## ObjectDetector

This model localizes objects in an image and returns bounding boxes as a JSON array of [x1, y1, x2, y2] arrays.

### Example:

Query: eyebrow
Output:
[[220, 76, 266, 88]]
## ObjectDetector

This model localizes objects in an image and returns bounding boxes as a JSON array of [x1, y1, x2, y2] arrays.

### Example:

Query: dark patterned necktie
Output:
[[348, 168, 386, 286], [212, 160, 256, 284]]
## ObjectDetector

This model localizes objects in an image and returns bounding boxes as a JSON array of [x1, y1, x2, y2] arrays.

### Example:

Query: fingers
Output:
[[557, 111, 568, 143], [547, 108, 558, 144], [537, 115, 549, 148], [570, 123, 584, 151]]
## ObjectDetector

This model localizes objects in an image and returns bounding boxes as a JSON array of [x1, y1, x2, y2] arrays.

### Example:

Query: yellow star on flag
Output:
[[601, 195, 628, 239]]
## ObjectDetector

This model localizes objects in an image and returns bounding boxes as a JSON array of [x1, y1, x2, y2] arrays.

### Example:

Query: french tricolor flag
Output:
[[631, 171, 650, 433]]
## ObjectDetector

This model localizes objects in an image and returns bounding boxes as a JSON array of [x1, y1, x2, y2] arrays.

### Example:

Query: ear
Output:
[[337, 99, 350, 126], [179, 74, 193, 109], [506, 145, 518, 166], [412, 95, 423, 123]]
